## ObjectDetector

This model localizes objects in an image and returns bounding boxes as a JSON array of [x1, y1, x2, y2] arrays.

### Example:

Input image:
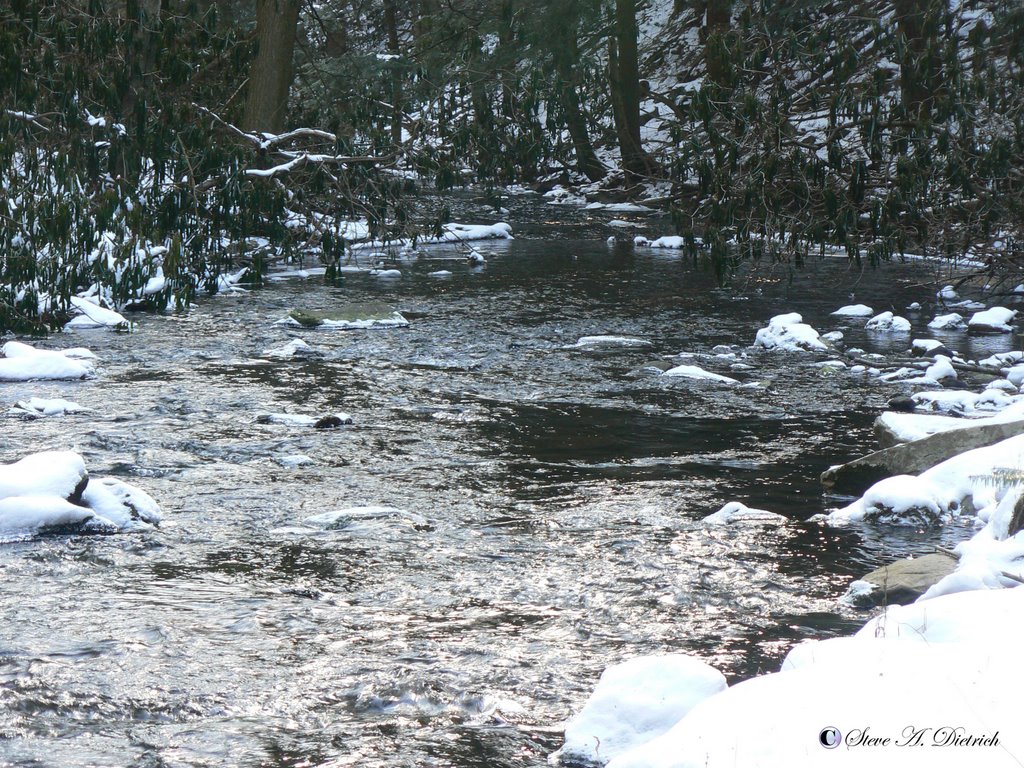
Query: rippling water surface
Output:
[[0, 210, 1008, 767]]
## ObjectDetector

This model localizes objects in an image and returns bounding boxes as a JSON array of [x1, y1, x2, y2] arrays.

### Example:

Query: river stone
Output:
[[821, 418, 1024, 495], [887, 395, 917, 413], [288, 303, 409, 329], [860, 553, 959, 605]]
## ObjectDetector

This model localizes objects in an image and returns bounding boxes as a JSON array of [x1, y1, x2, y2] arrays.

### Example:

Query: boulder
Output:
[[860, 553, 959, 605], [821, 418, 1024, 495]]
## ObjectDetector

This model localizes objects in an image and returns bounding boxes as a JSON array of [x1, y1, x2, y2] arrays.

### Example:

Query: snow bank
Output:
[[701, 502, 786, 525], [568, 588, 1024, 768], [826, 433, 1024, 526], [864, 311, 911, 333], [661, 365, 738, 385], [0, 451, 160, 538], [0, 342, 95, 381], [558, 655, 727, 766], [830, 304, 873, 317], [753, 313, 827, 353]]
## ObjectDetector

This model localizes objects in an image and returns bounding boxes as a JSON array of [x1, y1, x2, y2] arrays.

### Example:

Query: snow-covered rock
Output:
[[0, 342, 95, 381], [633, 235, 693, 250], [0, 451, 160, 538], [65, 296, 130, 330], [830, 304, 873, 317], [262, 338, 324, 359], [927, 312, 967, 331], [559, 655, 727, 766], [702, 502, 786, 525], [10, 397, 87, 417], [661, 365, 738, 385], [829, 474, 953, 526], [753, 313, 827, 353], [569, 336, 651, 348], [937, 284, 959, 301], [968, 306, 1017, 333], [256, 412, 353, 428], [864, 311, 911, 333]]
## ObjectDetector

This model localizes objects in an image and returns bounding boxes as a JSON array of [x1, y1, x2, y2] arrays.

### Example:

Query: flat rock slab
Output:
[[822, 418, 1024, 495], [862, 553, 958, 605], [289, 303, 409, 329]]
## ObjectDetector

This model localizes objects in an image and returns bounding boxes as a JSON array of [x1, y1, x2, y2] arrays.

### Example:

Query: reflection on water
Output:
[[0, 230, 1010, 766]]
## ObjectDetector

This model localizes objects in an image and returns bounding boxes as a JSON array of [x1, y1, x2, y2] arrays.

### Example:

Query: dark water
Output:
[[0, 219, 1012, 767]]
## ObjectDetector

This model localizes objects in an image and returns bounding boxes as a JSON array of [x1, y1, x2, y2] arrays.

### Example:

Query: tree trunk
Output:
[[382, 0, 403, 147], [243, 0, 301, 134], [893, 0, 942, 122], [703, 0, 731, 87], [609, 0, 654, 178]]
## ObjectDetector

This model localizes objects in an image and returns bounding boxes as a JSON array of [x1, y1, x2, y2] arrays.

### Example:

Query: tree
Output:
[[243, 0, 301, 133], [608, 0, 656, 178], [893, 0, 943, 122], [547, 1, 606, 181], [703, 0, 731, 88]]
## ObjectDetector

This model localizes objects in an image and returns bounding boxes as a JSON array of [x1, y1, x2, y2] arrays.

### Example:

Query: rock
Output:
[[968, 306, 1017, 334], [911, 339, 954, 358], [859, 553, 959, 605], [821, 418, 1024, 495], [887, 395, 917, 413], [285, 303, 409, 329], [314, 415, 348, 429]]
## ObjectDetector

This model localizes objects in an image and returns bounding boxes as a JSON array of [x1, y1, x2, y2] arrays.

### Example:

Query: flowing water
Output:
[[0, 209, 1014, 767]]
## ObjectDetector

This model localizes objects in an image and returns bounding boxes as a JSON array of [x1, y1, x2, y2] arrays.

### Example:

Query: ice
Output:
[[262, 338, 324, 358], [830, 304, 873, 317], [661, 365, 738, 385], [865, 311, 911, 333], [701, 501, 786, 524], [569, 336, 652, 348], [753, 313, 827, 353], [558, 655, 727, 766], [257, 412, 353, 427], [10, 397, 86, 417]]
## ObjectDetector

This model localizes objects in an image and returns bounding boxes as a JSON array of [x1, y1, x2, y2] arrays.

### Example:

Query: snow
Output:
[[262, 338, 323, 358], [928, 312, 966, 330], [370, 268, 402, 278], [864, 311, 911, 333], [968, 306, 1017, 332], [753, 313, 827, 353], [275, 454, 315, 468], [557, 655, 727, 766], [257, 412, 353, 427], [826, 432, 1024, 527], [0, 342, 95, 381], [428, 270, 453, 277], [701, 502, 786, 525], [937, 284, 959, 301], [569, 336, 652, 348], [830, 304, 873, 317], [10, 397, 86, 417], [912, 388, 1020, 415], [633, 235, 693, 249], [65, 296, 130, 330], [574, 588, 1024, 768], [661, 365, 738, 385], [0, 451, 160, 538]]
